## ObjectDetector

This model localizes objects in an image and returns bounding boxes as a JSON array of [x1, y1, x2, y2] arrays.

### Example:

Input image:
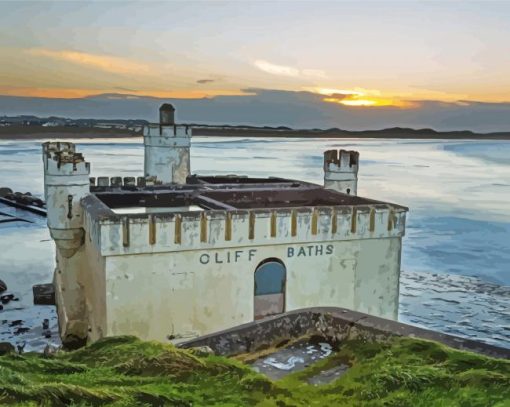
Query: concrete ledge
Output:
[[178, 307, 510, 359]]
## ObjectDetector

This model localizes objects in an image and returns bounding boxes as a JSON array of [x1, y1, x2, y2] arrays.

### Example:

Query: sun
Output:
[[324, 98, 378, 107], [315, 88, 415, 108]]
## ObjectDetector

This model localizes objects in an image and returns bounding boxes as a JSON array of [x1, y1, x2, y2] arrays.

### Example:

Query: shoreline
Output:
[[2, 126, 510, 140]]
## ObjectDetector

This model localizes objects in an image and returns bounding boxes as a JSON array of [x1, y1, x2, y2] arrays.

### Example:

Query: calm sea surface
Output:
[[0, 137, 509, 350]]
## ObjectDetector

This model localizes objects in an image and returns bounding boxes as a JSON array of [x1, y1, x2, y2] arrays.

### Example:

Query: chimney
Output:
[[159, 103, 175, 125]]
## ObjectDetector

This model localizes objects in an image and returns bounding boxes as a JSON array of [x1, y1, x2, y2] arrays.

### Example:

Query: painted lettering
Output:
[[248, 249, 257, 261], [198, 249, 259, 265], [286, 244, 334, 258], [215, 253, 223, 264]]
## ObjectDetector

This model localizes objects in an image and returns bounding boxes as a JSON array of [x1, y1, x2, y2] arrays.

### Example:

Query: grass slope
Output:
[[0, 336, 508, 406]]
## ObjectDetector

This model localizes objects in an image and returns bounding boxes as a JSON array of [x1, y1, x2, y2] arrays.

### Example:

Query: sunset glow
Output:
[[0, 1, 509, 106], [326, 98, 377, 107], [0, 86, 248, 99]]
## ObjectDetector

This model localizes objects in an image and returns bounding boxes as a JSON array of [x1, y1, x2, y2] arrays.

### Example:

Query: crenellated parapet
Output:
[[89, 176, 163, 189], [82, 200, 406, 256], [324, 149, 359, 195], [143, 104, 191, 184], [42, 142, 91, 257]]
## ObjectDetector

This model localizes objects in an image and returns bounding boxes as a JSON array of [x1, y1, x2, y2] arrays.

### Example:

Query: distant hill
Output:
[[2, 121, 510, 140], [1, 90, 510, 134]]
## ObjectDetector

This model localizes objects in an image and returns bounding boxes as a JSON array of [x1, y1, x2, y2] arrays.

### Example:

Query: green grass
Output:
[[277, 338, 510, 407], [0, 335, 508, 406]]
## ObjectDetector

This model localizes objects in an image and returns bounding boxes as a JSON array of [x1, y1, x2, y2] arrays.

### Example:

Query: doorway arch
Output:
[[254, 258, 286, 320]]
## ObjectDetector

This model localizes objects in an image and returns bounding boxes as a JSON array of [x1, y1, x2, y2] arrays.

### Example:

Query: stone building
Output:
[[42, 105, 408, 346]]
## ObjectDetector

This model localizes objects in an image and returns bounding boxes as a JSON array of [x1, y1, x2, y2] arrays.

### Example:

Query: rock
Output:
[[9, 320, 23, 327], [33, 283, 55, 305], [14, 327, 30, 335], [0, 305, 3, 311], [43, 344, 59, 358], [0, 294, 14, 305], [42, 318, 50, 330], [0, 279, 7, 293], [0, 342, 15, 355], [189, 346, 215, 357], [33, 198, 44, 207], [0, 187, 13, 197], [62, 334, 87, 350]]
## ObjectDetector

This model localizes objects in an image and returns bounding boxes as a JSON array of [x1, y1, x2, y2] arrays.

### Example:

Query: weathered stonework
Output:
[[179, 307, 510, 359], [143, 124, 191, 184], [324, 149, 359, 195]]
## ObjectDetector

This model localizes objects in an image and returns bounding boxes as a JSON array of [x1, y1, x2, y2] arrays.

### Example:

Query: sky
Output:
[[1, 0, 510, 108]]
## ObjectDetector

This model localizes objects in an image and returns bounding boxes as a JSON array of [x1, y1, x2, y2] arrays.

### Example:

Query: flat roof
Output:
[[200, 188, 380, 209], [91, 175, 407, 216]]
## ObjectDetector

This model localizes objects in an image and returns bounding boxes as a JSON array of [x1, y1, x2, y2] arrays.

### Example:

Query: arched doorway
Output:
[[254, 258, 286, 320]]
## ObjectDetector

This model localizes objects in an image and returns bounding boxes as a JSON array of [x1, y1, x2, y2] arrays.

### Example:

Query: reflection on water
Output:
[[0, 137, 509, 350]]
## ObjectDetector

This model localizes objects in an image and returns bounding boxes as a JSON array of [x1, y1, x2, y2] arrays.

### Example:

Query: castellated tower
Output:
[[323, 149, 359, 195], [43, 142, 90, 257], [143, 103, 191, 184], [43, 142, 90, 347]]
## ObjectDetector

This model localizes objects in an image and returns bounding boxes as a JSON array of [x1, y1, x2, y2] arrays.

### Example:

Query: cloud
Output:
[[254, 60, 325, 78], [197, 79, 215, 84], [301, 69, 327, 79], [26, 48, 151, 76], [114, 86, 139, 92]]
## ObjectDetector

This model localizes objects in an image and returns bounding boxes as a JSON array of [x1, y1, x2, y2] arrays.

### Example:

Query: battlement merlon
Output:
[[324, 149, 359, 173], [324, 149, 359, 195], [143, 125, 192, 144], [42, 141, 76, 155], [42, 142, 91, 257], [143, 103, 191, 184]]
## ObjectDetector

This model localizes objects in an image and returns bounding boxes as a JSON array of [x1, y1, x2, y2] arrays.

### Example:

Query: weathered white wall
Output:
[[53, 250, 88, 341], [143, 125, 191, 184], [43, 142, 92, 343], [81, 216, 107, 341], [324, 150, 358, 195], [101, 236, 402, 342], [79, 202, 407, 342], [52, 209, 109, 343], [324, 178, 358, 195]]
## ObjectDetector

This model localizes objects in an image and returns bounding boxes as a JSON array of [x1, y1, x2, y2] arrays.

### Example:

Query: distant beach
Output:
[[0, 126, 138, 139], [2, 125, 510, 140]]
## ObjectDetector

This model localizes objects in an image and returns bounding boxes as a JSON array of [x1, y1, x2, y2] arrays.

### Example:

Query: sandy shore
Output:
[[2, 125, 510, 140], [0, 126, 139, 139]]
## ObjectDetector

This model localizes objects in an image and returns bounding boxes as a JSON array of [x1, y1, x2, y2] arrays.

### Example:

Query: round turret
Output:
[[323, 149, 359, 195], [144, 105, 191, 184]]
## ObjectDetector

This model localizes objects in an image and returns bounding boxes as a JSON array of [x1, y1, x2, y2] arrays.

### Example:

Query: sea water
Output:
[[0, 137, 508, 350]]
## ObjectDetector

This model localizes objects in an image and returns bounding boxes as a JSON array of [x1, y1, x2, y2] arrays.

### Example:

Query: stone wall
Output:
[[179, 307, 510, 359]]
